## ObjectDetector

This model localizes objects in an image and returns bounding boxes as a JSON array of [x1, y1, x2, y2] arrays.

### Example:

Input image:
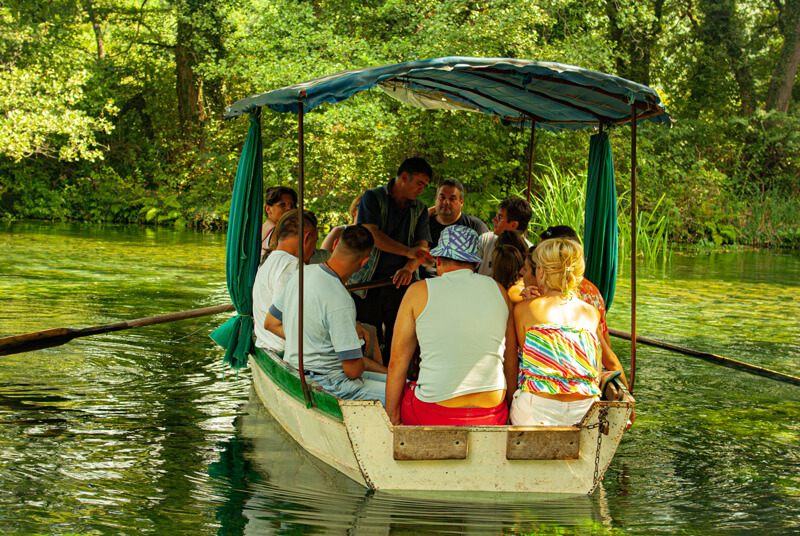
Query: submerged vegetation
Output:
[[1, 1, 799, 249]]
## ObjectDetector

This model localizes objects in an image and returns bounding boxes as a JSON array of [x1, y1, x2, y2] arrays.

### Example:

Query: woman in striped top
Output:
[[508, 238, 626, 426]]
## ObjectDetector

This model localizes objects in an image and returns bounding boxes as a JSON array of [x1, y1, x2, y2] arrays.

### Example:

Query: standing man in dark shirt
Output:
[[350, 157, 434, 365], [422, 179, 489, 278]]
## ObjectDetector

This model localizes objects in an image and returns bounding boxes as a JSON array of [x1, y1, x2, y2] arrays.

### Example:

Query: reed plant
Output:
[[492, 160, 673, 265], [524, 159, 587, 238], [617, 193, 672, 264]]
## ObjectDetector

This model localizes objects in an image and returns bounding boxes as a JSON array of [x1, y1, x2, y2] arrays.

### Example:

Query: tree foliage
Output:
[[0, 0, 799, 245]]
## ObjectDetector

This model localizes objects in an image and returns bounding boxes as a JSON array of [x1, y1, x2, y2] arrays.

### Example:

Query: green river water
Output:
[[0, 221, 798, 535]]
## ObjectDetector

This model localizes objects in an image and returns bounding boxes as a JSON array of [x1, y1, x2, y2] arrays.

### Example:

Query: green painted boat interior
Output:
[[251, 346, 344, 421]]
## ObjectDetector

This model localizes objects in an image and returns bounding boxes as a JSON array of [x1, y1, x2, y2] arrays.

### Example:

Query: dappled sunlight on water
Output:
[[1, 223, 798, 535]]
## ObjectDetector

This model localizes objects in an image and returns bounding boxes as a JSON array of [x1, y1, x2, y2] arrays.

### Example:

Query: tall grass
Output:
[[618, 193, 672, 264], [493, 160, 672, 264]]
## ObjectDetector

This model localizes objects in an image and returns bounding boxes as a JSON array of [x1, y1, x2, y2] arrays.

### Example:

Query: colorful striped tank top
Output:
[[518, 324, 601, 397]]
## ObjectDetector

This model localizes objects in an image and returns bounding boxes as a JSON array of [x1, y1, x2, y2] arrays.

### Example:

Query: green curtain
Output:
[[583, 131, 618, 310], [210, 112, 264, 369]]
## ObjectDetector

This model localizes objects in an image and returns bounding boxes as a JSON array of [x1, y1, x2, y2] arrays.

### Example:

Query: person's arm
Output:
[[385, 281, 424, 425], [598, 333, 628, 389], [497, 282, 519, 404], [264, 312, 285, 339], [320, 225, 344, 253], [393, 240, 429, 287], [341, 357, 365, 379], [362, 356, 387, 374], [264, 287, 288, 339], [364, 225, 432, 262]]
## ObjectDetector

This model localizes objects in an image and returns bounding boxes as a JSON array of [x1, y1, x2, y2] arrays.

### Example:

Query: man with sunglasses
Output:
[[476, 196, 533, 276]]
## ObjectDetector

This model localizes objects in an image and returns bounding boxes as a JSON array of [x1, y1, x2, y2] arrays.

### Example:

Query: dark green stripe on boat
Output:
[[251, 347, 344, 420]]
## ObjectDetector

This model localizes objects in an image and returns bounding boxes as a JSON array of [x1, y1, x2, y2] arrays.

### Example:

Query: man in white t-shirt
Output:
[[252, 209, 318, 353], [476, 196, 533, 276], [265, 225, 388, 404]]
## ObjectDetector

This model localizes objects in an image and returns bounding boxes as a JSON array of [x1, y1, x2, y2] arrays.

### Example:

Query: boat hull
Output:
[[250, 348, 633, 494]]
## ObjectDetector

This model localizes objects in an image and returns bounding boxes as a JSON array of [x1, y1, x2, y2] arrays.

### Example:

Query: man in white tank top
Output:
[[385, 225, 518, 426]]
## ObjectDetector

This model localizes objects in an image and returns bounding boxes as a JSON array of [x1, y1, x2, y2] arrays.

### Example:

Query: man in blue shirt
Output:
[[265, 225, 388, 404], [352, 157, 434, 365]]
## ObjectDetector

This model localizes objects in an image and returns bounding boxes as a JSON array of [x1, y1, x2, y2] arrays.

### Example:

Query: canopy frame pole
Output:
[[525, 120, 536, 211], [297, 101, 314, 408], [629, 104, 638, 392]]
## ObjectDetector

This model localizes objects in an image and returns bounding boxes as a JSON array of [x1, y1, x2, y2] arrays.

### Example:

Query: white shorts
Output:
[[509, 390, 595, 426]]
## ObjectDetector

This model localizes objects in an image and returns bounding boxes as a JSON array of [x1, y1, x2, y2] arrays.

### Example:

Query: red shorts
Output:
[[400, 382, 508, 426]]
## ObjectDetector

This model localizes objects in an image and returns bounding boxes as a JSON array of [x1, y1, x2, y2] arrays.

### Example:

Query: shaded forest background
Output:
[[2, 0, 799, 247]]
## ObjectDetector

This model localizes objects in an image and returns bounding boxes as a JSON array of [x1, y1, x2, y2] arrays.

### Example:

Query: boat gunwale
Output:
[[251, 346, 634, 432]]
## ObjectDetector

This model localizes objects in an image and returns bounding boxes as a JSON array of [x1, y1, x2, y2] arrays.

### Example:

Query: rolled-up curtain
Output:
[[583, 131, 618, 310], [210, 112, 264, 369]]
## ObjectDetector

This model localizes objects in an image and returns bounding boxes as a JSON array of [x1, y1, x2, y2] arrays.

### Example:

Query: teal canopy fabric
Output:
[[210, 112, 264, 369], [224, 57, 671, 134], [583, 131, 618, 310]]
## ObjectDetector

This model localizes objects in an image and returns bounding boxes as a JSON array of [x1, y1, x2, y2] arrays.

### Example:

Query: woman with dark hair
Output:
[[261, 186, 298, 260], [490, 231, 527, 303]]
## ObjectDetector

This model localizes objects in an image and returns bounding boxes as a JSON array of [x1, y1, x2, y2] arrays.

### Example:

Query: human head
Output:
[[265, 186, 298, 223], [529, 238, 585, 295], [430, 225, 482, 273], [434, 179, 465, 222], [496, 230, 528, 256], [348, 194, 363, 224], [539, 225, 581, 244], [396, 157, 432, 201], [491, 244, 525, 290], [492, 196, 532, 236], [334, 224, 375, 267], [273, 209, 319, 263]]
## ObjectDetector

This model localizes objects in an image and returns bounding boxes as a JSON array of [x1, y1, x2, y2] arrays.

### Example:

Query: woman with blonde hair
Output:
[[508, 238, 626, 426]]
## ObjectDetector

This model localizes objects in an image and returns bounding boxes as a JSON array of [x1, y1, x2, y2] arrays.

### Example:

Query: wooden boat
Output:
[[250, 346, 633, 494], [216, 57, 671, 494]]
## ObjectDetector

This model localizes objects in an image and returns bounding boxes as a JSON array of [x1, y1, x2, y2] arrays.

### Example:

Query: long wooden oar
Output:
[[0, 304, 235, 356], [0, 279, 395, 357], [609, 328, 800, 387]]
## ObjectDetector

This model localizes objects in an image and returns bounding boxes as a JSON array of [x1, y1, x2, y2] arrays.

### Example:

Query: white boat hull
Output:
[[250, 349, 633, 494]]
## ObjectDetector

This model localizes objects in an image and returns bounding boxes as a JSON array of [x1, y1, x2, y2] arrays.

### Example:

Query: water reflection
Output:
[[208, 393, 612, 536], [2, 223, 799, 535]]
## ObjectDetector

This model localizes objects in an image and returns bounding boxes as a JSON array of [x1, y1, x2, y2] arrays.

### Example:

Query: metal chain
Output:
[[586, 404, 610, 492]]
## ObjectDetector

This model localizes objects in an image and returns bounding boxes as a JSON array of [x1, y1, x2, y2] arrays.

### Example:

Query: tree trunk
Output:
[[83, 0, 105, 63], [697, 0, 756, 116], [175, 10, 206, 138], [605, 0, 664, 85], [765, 0, 800, 112]]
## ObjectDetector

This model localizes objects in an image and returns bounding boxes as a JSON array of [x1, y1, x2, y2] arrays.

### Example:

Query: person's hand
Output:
[[625, 408, 636, 430], [387, 408, 401, 426], [355, 322, 369, 348], [393, 268, 414, 287], [520, 285, 541, 299], [406, 245, 433, 263]]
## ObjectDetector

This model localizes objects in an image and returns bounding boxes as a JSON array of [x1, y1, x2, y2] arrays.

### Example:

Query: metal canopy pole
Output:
[[526, 121, 536, 207], [629, 104, 638, 393], [297, 101, 313, 408]]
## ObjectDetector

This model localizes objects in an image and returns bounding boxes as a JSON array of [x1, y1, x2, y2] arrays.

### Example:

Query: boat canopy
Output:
[[224, 56, 670, 133]]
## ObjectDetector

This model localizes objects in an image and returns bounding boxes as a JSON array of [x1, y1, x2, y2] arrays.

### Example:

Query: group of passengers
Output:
[[251, 157, 630, 429]]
